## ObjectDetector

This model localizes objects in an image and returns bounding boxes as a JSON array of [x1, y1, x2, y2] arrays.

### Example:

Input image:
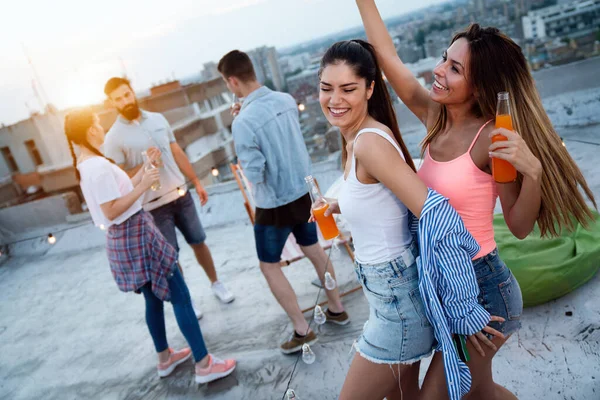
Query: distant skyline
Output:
[[1, 0, 448, 125]]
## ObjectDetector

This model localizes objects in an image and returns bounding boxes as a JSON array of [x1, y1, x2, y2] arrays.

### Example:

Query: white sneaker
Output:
[[192, 300, 203, 320], [211, 281, 235, 304]]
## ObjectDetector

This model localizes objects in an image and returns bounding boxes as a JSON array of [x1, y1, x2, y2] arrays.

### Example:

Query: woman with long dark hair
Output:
[[64, 108, 236, 384], [317, 40, 501, 400], [357, 1, 596, 398]]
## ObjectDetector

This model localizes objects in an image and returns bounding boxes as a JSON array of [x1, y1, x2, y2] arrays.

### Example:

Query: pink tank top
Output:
[[417, 121, 497, 259]]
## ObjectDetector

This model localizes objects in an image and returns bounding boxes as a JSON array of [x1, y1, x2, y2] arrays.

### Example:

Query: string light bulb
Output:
[[313, 305, 326, 325], [99, 224, 106, 231], [331, 240, 341, 255], [301, 344, 315, 364], [47, 234, 56, 245], [324, 272, 337, 290], [285, 389, 298, 399], [298, 103, 306, 112], [211, 167, 219, 177], [177, 187, 186, 196]]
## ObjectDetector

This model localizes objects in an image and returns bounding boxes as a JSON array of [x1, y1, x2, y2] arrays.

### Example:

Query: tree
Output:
[[415, 29, 426, 47]]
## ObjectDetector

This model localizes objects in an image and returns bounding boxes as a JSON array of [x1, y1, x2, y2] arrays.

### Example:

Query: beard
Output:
[[118, 101, 141, 121]]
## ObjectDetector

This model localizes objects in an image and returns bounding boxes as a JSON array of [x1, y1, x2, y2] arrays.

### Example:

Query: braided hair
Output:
[[64, 108, 115, 180]]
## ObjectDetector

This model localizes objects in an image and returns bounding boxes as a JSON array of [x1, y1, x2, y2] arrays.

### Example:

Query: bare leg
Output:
[[421, 336, 518, 400], [300, 243, 344, 313], [191, 242, 218, 284], [340, 353, 420, 400], [385, 362, 421, 400], [260, 261, 310, 334]]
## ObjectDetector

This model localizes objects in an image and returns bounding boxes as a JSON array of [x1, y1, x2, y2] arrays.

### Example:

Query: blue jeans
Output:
[[149, 192, 207, 253], [140, 268, 208, 362], [473, 248, 523, 338]]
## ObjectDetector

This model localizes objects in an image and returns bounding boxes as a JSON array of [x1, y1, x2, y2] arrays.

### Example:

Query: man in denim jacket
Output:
[[218, 50, 349, 354]]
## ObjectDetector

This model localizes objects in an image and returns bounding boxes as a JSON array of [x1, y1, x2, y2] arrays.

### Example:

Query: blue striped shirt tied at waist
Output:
[[410, 188, 491, 400]]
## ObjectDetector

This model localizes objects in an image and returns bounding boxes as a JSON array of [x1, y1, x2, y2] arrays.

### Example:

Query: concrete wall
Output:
[[0, 192, 82, 245], [140, 89, 190, 112], [172, 104, 231, 149], [162, 105, 198, 126], [38, 165, 79, 193], [32, 112, 72, 167], [0, 179, 21, 207], [192, 139, 237, 185], [173, 119, 210, 148], [186, 78, 229, 104], [0, 119, 50, 175]]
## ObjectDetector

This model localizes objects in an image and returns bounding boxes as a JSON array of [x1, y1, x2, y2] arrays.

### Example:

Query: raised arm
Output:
[[356, 0, 436, 124]]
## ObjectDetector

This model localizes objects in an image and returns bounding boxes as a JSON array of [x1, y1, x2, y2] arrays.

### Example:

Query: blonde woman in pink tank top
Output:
[[358, 1, 597, 399]]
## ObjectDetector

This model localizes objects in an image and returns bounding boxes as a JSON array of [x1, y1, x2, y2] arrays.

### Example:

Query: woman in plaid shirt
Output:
[[64, 108, 236, 384]]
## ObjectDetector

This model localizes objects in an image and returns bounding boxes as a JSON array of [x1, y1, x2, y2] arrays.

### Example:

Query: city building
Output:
[[247, 46, 285, 92], [395, 40, 425, 64], [280, 53, 311, 76], [286, 67, 320, 103], [522, 0, 600, 40], [201, 61, 219, 81], [424, 32, 450, 59], [405, 57, 439, 87], [0, 77, 236, 207]]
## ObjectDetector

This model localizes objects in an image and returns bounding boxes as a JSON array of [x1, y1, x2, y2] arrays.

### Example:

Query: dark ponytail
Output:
[[319, 39, 415, 172], [64, 108, 115, 181], [67, 138, 80, 180]]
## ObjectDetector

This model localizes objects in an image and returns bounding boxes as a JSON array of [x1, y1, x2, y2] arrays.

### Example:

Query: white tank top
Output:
[[338, 128, 412, 264]]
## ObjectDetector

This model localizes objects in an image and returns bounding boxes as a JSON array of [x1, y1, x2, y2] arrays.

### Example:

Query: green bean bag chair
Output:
[[494, 210, 600, 307]]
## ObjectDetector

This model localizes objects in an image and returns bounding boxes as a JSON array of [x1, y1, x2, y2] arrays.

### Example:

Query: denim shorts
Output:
[[149, 192, 207, 253], [354, 242, 435, 364], [473, 248, 523, 338], [254, 222, 319, 263]]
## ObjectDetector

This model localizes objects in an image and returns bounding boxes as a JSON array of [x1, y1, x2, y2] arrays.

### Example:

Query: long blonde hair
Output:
[[422, 24, 596, 237]]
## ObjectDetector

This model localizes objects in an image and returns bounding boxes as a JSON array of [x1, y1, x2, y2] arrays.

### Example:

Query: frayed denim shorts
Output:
[[354, 242, 435, 364]]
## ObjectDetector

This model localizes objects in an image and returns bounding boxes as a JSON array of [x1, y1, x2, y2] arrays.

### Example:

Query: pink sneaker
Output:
[[157, 347, 192, 378], [195, 354, 236, 384]]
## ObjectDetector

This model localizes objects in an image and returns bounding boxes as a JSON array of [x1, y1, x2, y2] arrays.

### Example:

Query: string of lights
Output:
[[281, 244, 338, 400], [0, 151, 243, 255], [0, 178, 196, 253]]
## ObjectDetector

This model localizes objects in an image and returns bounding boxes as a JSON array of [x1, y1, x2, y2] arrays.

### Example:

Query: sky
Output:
[[0, 0, 447, 125]]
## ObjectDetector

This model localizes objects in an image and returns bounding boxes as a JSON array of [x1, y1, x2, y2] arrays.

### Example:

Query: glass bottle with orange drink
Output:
[[304, 175, 340, 240], [492, 92, 518, 183]]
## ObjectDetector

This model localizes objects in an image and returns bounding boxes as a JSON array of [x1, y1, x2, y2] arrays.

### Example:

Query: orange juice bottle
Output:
[[305, 175, 339, 240], [492, 92, 517, 183]]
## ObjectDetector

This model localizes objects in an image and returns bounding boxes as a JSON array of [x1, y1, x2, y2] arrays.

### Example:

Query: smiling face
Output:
[[430, 38, 475, 107], [319, 62, 374, 131]]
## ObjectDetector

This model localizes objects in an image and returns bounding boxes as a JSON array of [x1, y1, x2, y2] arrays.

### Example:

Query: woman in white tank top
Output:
[[318, 40, 504, 400], [318, 40, 436, 400]]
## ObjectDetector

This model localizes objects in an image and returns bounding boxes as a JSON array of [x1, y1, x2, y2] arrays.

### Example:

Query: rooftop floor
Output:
[[1, 127, 599, 400]]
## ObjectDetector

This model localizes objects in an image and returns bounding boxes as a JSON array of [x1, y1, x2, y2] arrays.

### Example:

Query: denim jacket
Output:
[[232, 86, 311, 209]]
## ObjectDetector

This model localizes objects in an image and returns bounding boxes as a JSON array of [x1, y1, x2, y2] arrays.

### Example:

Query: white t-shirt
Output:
[[78, 157, 142, 228]]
